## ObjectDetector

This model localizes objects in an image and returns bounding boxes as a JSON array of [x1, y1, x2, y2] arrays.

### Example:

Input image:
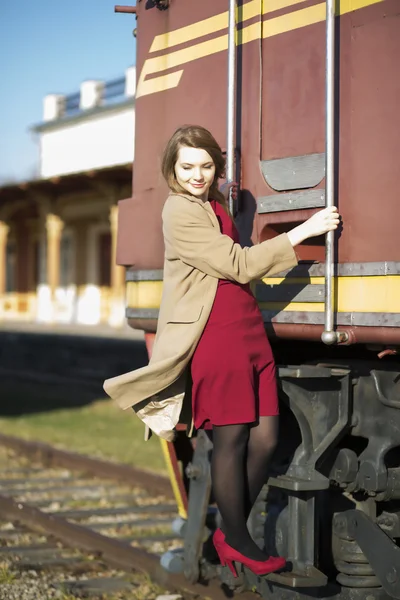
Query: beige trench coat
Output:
[[103, 192, 298, 441]]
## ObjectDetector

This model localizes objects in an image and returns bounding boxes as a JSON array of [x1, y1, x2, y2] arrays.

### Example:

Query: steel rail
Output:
[[0, 494, 255, 600], [0, 433, 172, 498]]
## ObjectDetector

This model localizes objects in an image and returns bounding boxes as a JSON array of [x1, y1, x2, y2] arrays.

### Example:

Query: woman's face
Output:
[[174, 146, 216, 200]]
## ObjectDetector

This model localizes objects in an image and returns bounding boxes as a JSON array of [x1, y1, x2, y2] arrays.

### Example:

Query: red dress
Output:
[[191, 200, 279, 430]]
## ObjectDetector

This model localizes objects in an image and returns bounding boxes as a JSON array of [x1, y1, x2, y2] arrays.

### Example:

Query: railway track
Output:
[[0, 434, 253, 600]]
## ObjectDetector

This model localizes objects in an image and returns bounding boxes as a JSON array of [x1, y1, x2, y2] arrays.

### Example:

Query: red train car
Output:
[[116, 1, 400, 598]]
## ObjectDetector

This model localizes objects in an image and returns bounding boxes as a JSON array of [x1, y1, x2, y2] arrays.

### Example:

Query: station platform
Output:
[[0, 320, 144, 341]]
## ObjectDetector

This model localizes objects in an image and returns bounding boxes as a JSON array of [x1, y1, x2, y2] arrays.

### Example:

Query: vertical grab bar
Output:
[[226, 0, 237, 215], [321, 0, 348, 345]]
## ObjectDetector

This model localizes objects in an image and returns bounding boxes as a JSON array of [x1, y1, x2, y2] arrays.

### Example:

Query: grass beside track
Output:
[[0, 399, 167, 474]]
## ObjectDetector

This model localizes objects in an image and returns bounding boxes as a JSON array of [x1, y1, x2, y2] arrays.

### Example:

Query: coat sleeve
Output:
[[162, 195, 298, 284]]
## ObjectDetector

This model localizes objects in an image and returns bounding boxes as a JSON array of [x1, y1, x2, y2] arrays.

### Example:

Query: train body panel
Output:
[[115, 1, 400, 598], [118, 0, 400, 343]]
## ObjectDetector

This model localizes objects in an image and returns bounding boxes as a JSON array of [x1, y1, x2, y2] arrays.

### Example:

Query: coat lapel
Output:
[[173, 192, 219, 229], [202, 199, 219, 228]]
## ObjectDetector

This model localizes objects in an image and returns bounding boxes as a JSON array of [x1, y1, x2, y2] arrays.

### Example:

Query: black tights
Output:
[[211, 416, 279, 561]]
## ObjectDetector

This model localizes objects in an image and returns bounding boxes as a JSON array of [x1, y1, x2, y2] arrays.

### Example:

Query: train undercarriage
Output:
[[161, 347, 400, 599]]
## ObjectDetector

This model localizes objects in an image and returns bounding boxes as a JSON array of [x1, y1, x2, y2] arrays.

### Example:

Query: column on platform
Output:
[[45, 214, 64, 295], [0, 222, 9, 295], [109, 205, 125, 326]]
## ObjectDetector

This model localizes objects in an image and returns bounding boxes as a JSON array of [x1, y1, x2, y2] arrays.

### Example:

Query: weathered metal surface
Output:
[[266, 261, 400, 278], [126, 269, 164, 281], [258, 189, 325, 214], [267, 323, 400, 345], [125, 262, 400, 281], [261, 311, 400, 328], [258, 0, 400, 264], [183, 430, 213, 583], [0, 433, 172, 498], [335, 510, 400, 598], [126, 308, 159, 320], [126, 308, 400, 339], [260, 154, 325, 191], [255, 283, 325, 303]]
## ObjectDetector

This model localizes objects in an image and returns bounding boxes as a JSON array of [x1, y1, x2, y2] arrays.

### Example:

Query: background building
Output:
[[0, 66, 135, 328]]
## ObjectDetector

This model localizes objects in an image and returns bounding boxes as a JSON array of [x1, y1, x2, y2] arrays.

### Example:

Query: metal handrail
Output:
[[63, 77, 127, 118], [321, 0, 348, 345], [103, 77, 126, 100], [65, 92, 81, 114], [226, 0, 237, 215]]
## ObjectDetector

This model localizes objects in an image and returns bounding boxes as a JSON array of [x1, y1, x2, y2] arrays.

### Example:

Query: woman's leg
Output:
[[244, 415, 279, 519], [212, 423, 270, 560]]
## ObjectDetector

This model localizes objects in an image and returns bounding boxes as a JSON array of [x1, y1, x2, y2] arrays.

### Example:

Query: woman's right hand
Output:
[[287, 206, 341, 247]]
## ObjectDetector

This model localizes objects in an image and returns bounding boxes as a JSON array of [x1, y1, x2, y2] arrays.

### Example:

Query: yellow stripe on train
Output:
[[137, 0, 385, 98], [126, 275, 400, 314], [260, 275, 400, 313], [149, 0, 310, 53]]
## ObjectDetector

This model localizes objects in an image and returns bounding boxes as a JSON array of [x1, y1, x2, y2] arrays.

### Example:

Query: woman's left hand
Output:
[[220, 181, 238, 202]]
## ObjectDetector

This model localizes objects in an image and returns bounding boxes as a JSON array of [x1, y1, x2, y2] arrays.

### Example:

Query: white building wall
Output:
[[40, 107, 135, 178]]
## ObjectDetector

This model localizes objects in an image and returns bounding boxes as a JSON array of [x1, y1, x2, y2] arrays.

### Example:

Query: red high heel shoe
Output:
[[213, 530, 227, 566], [212, 531, 286, 578], [213, 528, 225, 547]]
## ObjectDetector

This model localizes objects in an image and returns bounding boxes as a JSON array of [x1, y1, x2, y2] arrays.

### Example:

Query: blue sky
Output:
[[0, 0, 136, 183]]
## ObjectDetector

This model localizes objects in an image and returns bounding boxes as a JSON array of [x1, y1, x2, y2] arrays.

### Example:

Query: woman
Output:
[[104, 125, 340, 578]]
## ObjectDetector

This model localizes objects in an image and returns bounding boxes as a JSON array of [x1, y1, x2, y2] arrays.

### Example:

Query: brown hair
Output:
[[161, 125, 227, 206]]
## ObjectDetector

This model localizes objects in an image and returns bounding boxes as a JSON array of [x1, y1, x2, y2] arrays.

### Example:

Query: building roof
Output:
[[0, 163, 133, 204], [32, 97, 134, 133]]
